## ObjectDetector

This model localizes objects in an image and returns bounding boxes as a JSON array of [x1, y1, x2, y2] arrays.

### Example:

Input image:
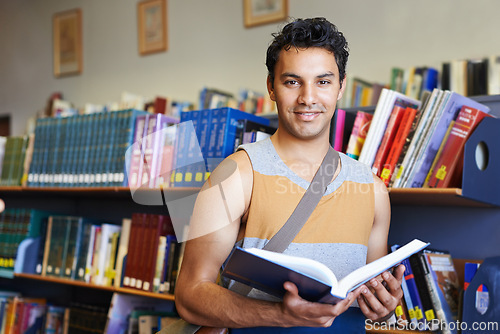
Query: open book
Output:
[[222, 239, 429, 304]]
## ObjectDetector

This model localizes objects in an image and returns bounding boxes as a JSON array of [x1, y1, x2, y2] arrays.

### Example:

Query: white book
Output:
[[358, 89, 421, 168], [93, 223, 122, 286]]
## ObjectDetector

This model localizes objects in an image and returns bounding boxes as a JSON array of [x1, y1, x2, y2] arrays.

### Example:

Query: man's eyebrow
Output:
[[280, 72, 301, 79], [280, 72, 335, 79], [317, 72, 335, 79]]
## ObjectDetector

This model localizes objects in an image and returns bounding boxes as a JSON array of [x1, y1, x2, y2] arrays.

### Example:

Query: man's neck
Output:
[[270, 130, 333, 182]]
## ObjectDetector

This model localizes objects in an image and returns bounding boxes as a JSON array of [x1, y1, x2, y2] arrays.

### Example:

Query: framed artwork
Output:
[[137, 0, 168, 55], [243, 0, 288, 28], [53, 9, 82, 77]]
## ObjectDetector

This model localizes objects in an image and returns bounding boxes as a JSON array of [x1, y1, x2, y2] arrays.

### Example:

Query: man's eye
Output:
[[285, 80, 298, 85], [318, 80, 330, 85]]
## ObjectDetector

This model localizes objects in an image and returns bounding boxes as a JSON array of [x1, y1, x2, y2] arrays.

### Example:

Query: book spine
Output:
[[380, 108, 417, 186], [141, 114, 159, 189], [409, 253, 438, 330], [345, 111, 372, 160], [371, 105, 406, 176]]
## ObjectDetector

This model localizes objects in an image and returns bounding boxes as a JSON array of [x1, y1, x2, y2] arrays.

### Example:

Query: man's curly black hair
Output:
[[266, 17, 349, 88]]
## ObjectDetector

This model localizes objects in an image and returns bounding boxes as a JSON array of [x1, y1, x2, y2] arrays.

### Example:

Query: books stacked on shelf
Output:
[[345, 88, 493, 188], [121, 213, 181, 294], [233, 119, 276, 152], [237, 89, 277, 115], [105, 293, 176, 334], [26, 109, 148, 188], [0, 208, 50, 277], [0, 136, 30, 187], [144, 96, 194, 119], [389, 89, 491, 188], [337, 77, 385, 109], [381, 246, 463, 333], [126, 113, 179, 190], [171, 107, 271, 187], [11, 210, 184, 296], [199, 87, 238, 110], [389, 67, 439, 101], [358, 88, 421, 174], [0, 292, 47, 334]]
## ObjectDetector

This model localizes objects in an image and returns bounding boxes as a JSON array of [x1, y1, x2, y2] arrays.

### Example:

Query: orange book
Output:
[[380, 107, 418, 186], [372, 105, 406, 176], [427, 105, 491, 188]]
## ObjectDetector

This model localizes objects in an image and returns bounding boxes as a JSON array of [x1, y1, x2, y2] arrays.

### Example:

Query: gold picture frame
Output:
[[53, 9, 82, 77], [243, 0, 288, 28], [138, 0, 168, 55]]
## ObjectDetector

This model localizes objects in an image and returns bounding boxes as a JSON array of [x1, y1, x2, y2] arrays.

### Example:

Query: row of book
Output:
[[338, 54, 500, 109], [333, 87, 493, 188], [171, 107, 274, 187], [0, 209, 46, 271], [0, 106, 274, 189], [27, 109, 148, 188], [7, 208, 184, 296], [386, 246, 481, 334], [0, 292, 107, 334]]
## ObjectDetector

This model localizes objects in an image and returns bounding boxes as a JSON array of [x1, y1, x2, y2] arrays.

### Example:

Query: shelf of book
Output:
[[0, 186, 492, 207], [13, 273, 175, 301]]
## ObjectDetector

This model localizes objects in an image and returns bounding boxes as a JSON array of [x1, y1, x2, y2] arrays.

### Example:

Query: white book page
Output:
[[336, 239, 429, 297], [246, 248, 338, 288]]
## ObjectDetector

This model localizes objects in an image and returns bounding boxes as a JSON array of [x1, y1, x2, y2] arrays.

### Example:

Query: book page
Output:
[[337, 239, 429, 296], [246, 248, 338, 288]]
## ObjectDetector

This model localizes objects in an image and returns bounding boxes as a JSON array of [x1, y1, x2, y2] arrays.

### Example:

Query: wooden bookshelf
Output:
[[13, 273, 175, 301]]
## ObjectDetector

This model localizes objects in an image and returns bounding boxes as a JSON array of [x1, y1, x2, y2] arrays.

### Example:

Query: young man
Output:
[[175, 17, 404, 332]]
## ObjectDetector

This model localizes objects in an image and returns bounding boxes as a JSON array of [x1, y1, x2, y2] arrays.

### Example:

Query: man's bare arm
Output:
[[358, 175, 404, 321]]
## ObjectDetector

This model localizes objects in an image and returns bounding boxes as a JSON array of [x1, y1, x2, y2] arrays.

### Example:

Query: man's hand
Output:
[[357, 264, 405, 321], [278, 281, 363, 328]]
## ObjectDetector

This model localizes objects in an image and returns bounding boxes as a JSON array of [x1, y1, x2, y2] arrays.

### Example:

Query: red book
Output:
[[154, 96, 167, 114], [142, 215, 175, 291], [122, 213, 146, 289], [427, 105, 491, 188], [333, 109, 345, 152], [345, 111, 373, 160], [380, 107, 418, 186], [371, 105, 406, 176]]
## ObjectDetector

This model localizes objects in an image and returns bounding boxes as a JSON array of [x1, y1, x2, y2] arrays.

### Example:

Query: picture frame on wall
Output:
[[53, 9, 82, 77], [137, 0, 168, 55], [243, 0, 288, 28]]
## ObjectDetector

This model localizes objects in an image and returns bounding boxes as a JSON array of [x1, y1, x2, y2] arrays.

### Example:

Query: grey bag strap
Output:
[[230, 147, 339, 296]]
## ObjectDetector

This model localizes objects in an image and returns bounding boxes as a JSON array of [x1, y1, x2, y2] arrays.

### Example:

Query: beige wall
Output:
[[1, 0, 499, 135]]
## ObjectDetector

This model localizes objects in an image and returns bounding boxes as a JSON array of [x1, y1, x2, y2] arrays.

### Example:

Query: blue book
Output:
[[391, 244, 418, 327], [213, 107, 270, 160], [222, 239, 428, 304]]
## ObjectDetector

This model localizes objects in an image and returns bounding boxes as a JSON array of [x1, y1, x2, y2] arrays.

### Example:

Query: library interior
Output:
[[1, 0, 500, 333]]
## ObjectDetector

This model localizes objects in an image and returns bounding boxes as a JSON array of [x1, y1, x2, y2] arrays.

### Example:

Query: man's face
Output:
[[267, 47, 345, 141]]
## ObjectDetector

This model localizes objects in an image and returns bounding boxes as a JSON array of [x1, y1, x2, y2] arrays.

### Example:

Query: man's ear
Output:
[[267, 75, 276, 101], [337, 77, 347, 101]]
